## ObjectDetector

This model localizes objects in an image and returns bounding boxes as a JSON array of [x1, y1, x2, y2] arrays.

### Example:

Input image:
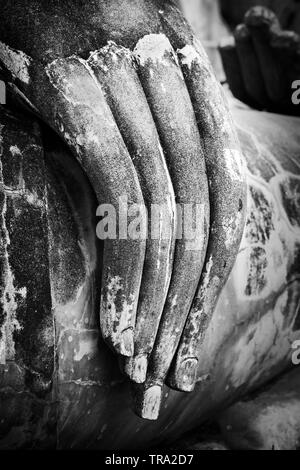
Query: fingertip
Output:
[[112, 328, 134, 357], [244, 6, 279, 30], [167, 357, 198, 392], [234, 23, 250, 42], [124, 354, 148, 384], [133, 384, 163, 420]]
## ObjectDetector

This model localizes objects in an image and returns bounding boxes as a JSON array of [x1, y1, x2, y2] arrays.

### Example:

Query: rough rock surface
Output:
[[219, 367, 300, 450], [187, 442, 228, 450], [0, 107, 55, 448], [0, 103, 300, 448], [220, 0, 300, 33]]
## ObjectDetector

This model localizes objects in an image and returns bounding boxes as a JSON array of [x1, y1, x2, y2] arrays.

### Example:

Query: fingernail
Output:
[[117, 328, 134, 357], [135, 385, 162, 420], [172, 357, 198, 392], [124, 354, 148, 384]]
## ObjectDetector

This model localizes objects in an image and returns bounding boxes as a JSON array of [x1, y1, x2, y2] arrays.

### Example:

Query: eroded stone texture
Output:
[[219, 368, 300, 450], [47, 106, 300, 449], [0, 106, 55, 448], [0, 103, 300, 449], [187, 442, 228, 450]]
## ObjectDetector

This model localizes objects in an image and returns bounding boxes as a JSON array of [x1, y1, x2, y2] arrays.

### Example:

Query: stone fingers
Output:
[[166, 39, 247, 393], [132, 34, 210, 419], [3, 51, 148, 358], [88, 43, 177, 383]]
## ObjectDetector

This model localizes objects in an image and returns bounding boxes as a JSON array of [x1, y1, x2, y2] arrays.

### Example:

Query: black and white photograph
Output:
[[0, 0, 300, 455]]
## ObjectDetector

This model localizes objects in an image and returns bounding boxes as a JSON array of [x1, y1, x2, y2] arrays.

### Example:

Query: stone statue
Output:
[[220, 5, 300, 115], [0, 0, 299, 449]]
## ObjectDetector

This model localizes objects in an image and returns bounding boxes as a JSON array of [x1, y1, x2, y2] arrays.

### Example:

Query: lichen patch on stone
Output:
[[134, 34, 178, 68], [0, 171, 23, 364], [0, 41, 32, 84]]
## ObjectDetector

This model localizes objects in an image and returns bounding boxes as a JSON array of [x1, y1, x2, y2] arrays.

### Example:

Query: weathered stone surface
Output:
[[220, 0, 300, 33], [170, 421, 228, 450], [0, 106, 55, 448], [219, 367, 300, 450], [220, 5, 300, 115], [0, 102, 300, 449], [187, 442, 228, 450]]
